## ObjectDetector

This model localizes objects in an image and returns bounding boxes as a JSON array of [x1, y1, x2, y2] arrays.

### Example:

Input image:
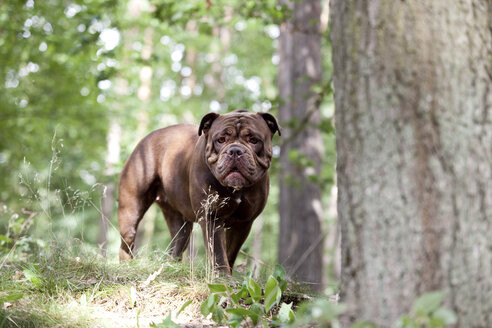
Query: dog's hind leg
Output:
[[159, 205, 193, 259], [118, 179, 157, 262]]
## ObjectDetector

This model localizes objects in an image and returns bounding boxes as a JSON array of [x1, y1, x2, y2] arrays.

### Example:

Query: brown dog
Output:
[[117, 110, 280, 273]]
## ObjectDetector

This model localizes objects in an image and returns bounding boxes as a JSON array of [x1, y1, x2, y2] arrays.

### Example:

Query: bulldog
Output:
[[117, 110, 281, 273]]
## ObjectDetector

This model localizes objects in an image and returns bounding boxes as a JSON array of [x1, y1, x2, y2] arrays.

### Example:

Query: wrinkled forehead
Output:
[[211, 112, 268, 135]]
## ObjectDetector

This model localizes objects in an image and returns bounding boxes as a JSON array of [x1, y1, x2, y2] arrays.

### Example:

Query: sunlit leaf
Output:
[[412, 291, 444, 315]]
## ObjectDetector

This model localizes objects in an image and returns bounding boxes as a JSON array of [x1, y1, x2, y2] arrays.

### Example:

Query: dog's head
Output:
[[198, 110, 281, 190]]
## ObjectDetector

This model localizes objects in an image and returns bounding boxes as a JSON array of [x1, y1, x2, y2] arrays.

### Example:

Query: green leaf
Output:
[[273, 264, 286, 281], [247, 277, 262, 302], [231, 293, 241, 305], [226, 308, 255, 317], [238, 285, 249, 297], [0, 293, 24, 304], [23, 268, 42, 290], [208, 283, 228, 293], [432, 307, 457, 325], [227, 307, 260, 325], [150, 312, 181, 328], [278, 302, 295, 324], [264, 276, 278, 298], [211, 306, 225, 323], [227, 314, 243, 328], [177, 300, 192, 317], [264, 276, 281, 313], [249, 302, 265, 324], [396, 315, 415, 328], [200, 301, 211, 317], [200, 293, 218, 317], [273, 264, 288, 292], [0, 235, 12, 243], [231, 286, 248, 305], [429, 316, 445, 327], [207, 293, 218, 308], [412, 291, 444, 315]]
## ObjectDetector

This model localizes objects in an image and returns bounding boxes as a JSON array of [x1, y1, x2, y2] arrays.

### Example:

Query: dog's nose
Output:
[[227, 146, 243, 157]]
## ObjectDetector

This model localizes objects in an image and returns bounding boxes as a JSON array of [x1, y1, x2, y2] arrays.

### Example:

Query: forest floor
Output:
[[0, 242, 313, 328]]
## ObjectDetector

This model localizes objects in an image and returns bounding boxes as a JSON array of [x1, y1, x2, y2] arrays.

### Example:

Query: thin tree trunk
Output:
[[250, 215, 263, 279], [210, 6, 232, 102], [111, 0, 156, 255], [134, 23, 155, 253], [98, 121, 121, 257], [331, 0, 492, 326], [324, 182, 340, 281], [185, 20, 198, 93], [135, 27, 153, 139], [277, 0, 324, 292]]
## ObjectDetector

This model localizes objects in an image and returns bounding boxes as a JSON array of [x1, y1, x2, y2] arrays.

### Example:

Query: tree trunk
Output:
[[128, 0, 157, 253], [134, 24, 156, 253], [209, 6, 232, 102], [277, 0, 324, 292], [331, 0, 492, 326], [250, 215, 263, 279], [98, 120, 121, 257], [324, 182, 341, 281]]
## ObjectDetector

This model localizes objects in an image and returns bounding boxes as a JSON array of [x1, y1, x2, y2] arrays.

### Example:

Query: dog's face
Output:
[[198, 111, 281, 190]]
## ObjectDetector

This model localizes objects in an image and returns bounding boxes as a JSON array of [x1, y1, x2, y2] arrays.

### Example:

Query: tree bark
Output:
[[331, 0, 492, 326], [277, 0, 324, 292]]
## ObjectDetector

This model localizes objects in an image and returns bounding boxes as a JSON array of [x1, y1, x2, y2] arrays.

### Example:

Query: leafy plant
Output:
[[290, 297, 346, 328], [396, 291, 457, 328], [23, 266, 43, 290], [291, 291, 456, 328], [0, 206, 38, 255], [200, 265, 295, 327]]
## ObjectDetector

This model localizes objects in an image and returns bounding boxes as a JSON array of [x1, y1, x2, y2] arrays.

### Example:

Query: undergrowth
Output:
[[0, 241, 316, 328]]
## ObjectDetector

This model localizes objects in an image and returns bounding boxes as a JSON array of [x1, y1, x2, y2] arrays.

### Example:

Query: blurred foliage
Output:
[[0, 0, 112, 205], [0, 0, 334, 268]]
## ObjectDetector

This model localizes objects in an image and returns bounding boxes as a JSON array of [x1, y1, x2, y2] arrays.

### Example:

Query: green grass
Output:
[[0, 240, 213, 328], [0, 238, 315, 328]]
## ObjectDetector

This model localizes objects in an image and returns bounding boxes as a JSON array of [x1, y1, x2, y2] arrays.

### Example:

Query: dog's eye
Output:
[[217, 137, 226, 144], [249, 137, 259, 144]]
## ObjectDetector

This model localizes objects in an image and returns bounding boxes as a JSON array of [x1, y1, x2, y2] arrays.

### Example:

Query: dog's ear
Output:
[[198, 113, 220, 136], [258, 112, 281, 136]]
